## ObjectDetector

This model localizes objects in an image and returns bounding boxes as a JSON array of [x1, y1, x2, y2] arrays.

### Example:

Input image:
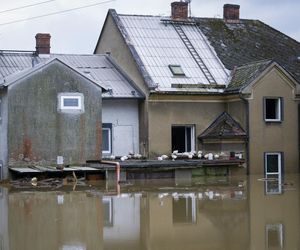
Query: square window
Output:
[[264, 97, 282, 122], [169, 65, 185, 76], [172, 125, 195, 153], [58, 93, 84, 113]]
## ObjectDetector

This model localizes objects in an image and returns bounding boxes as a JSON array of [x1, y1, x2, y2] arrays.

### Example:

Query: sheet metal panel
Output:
[[120, 15, 230, 90]]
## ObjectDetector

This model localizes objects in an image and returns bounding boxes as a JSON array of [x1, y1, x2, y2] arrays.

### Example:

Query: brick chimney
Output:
[[171, 1, 189, 20], [223, 4, 240, 23], [35, 33, 51, 54]]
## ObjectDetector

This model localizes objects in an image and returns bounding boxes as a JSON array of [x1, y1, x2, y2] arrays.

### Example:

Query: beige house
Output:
[[94, 2, 300, 174]]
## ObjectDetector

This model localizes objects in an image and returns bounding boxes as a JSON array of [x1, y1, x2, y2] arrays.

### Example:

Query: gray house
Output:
[[0, 34, 143, 179], [94, 2, 300, 175], [0, 57, 105, 178]]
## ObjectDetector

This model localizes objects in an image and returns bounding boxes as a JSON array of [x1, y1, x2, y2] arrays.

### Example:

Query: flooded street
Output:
[[0, 175, 299, 250]]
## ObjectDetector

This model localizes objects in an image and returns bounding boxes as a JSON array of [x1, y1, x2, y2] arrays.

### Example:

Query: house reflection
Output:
[[249, 175, 299, 250], [0, 187, 9, 250], [1, 175, 300, 250], [8, 191, 103, 250]]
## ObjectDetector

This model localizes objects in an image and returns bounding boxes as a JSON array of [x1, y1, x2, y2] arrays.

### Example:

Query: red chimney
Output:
[[35, 33, 51, 54], [223, 4, 240, 23], [171, 1, 189, 20]]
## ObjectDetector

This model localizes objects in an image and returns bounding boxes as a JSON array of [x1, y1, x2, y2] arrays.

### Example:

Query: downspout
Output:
[[239, 93, 250, 175], [100, 160, 121, 194]]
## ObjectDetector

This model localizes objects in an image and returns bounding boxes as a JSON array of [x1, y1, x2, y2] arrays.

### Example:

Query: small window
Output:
[[103, 197, 113, 227], [58, 93, 84, 113], [264, 97, 282, 122], [264, 152, 283, 194], [169, 65, 185, 76], [173, 196, 196, 224], [102, 123, 112, 154], [172, 125, 195, 153], [266, 224, 283, 249]]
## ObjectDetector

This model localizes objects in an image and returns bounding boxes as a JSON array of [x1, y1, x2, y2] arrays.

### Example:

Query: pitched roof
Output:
[[198, 112, 247, 140], [103, 10, 300, 93], [0, 51, 144, 99], [110, 11, 229, 92], [226, 59, 273, 92], [1, 57, 107, 91], [196, 18, 300, 84]]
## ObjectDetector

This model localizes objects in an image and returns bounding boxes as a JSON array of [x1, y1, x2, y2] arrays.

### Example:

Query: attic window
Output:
[[58, 93, 84, 113], [264, 97, 282, 122], [169, 65, 185, 76]]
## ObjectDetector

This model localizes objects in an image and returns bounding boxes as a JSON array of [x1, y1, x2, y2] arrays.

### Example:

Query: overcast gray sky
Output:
[[1, 0, 299, 54]]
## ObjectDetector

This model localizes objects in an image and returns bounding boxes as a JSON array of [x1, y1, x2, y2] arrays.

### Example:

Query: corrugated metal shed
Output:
[[0, 51, 143, 99], [119, 15, 229, 92]]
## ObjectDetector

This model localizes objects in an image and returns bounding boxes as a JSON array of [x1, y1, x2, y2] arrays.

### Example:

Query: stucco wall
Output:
[[7, 61, 103, 167], [95, 13, 149, 156], [148, 96, 226, 157], [102, 99, 139, 156], [248, 67, 299, 174], [0, 90, 8, 178]]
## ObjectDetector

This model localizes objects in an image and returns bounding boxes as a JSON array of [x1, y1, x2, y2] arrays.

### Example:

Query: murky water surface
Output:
[[0, 175, 299, 250]]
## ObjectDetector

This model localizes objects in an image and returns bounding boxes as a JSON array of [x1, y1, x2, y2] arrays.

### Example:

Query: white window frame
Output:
[[264, 152, 282, 195], [103, 197, 113, 227], [58, 93, 84, 113], [264, 97, 281, 122], [172, 125, 195, 153], [102, 125, 112, 154], [266, 224, 283, 249]]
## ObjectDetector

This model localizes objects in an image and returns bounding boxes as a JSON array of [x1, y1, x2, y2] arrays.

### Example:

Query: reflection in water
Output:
[[0, 175, 299, 250]]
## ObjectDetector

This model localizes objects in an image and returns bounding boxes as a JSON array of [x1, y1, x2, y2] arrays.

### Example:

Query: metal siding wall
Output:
[[102, 99, 139, 156]]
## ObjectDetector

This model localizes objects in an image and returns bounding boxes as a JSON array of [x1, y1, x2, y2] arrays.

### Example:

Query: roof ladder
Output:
[[172, 24, 216, 84]]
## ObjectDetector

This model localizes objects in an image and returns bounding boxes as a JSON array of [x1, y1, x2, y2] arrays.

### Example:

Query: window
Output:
[[102, 123, 112, 154], [173, 196, 196, 224], [264, 97, 282, 122], [0, 98, 2, 122], [103, 197, 113, 227], [172, 125, 195, 153], [169, 65, 185, 76], [58, 93, 84, 112], [266, 224, 283, 249], [264, 152, 283, 195]]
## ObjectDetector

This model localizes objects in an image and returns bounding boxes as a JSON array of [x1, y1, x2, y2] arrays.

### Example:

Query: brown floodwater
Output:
[[0, 174, 299, 250]]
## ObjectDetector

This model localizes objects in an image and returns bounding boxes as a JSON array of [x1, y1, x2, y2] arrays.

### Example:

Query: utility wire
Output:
[[0, 0, 55, 14], [0, 0, 115, 27]]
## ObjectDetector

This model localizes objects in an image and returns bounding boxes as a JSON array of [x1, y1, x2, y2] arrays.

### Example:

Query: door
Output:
[[114, 125, 134, 156]]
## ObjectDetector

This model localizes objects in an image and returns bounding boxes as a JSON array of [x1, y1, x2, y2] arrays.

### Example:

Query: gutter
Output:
[[239, 92, 250, 175]]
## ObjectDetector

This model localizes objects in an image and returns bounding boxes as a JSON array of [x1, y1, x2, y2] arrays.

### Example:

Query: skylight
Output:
[[169, 65, 185, 76]]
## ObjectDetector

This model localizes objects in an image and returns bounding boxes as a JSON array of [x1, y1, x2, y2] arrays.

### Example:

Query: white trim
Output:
[[60, 95, 82, 110], [266, 224, 283, 249], [265, 152, 282, 175], [102, 127, 112, 154], [58, 93, 84, 113], [264, 97, 281, 122]]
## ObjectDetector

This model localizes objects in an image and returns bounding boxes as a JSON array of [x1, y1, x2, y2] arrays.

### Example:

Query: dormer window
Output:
[[169, 65, 185, 76]]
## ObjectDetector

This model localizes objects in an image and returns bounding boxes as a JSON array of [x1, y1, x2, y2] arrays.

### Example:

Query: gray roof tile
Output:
[[0, 51, 143, 99]]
